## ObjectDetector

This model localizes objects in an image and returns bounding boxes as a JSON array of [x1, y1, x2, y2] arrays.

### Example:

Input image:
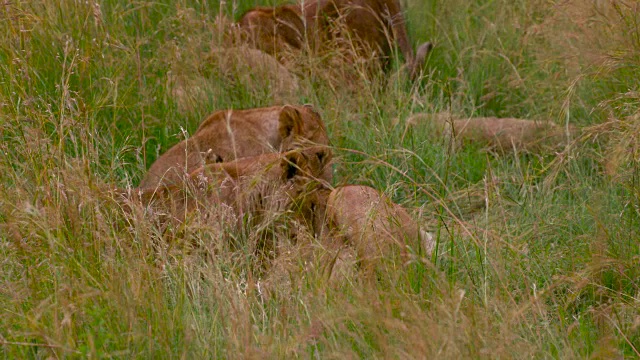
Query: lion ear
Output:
[[315, 147, 329, 165], [278, 105, 304, 139]]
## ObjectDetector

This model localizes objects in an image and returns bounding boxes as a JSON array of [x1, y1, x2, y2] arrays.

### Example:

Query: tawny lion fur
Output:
[[139, 104, 330, 189], [311, 185, 434, 275], [408, 112, 578, 153], [237, 0, 432, 78], [125, 146, 331, 230]]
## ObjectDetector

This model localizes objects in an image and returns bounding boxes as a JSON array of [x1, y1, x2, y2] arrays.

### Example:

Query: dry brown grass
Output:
[[1, 0, 639, 357]]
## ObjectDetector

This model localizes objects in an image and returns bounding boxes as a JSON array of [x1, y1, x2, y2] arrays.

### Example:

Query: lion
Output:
[[237, 0, 433, 79], [122, 146, 331, 263], [308, 185, 434, 276], [237, 5, 306, 60], [131, 146, 330, 222], [138, 104, 331, 189], [408, 112, 578, 153]]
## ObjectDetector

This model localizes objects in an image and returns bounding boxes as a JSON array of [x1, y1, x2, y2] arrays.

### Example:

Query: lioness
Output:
[[139, 104, 331, 189], [409, 112, 577, 153], [121, 146, 330, 268], [313, 185, 434, 275], [127, 145, 329, 234], [238, 0, 432, 79]]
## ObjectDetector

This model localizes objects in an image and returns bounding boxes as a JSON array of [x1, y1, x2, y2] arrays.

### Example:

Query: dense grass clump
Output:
[[1, 0, 639, 357]]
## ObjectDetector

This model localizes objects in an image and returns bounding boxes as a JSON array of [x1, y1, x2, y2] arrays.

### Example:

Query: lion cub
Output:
[[139, 105, 330, 189], [312, 185, 434, 276]]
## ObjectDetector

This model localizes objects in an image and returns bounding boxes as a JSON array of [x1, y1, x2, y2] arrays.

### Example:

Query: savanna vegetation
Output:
[[1, 0, 639, 357]]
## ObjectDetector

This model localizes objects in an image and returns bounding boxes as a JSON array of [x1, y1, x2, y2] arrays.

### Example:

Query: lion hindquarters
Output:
[[325, 185, 433, 274]]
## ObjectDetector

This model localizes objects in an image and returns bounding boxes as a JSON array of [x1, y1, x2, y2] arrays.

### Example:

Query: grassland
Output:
[[1, 0, 639, 358]]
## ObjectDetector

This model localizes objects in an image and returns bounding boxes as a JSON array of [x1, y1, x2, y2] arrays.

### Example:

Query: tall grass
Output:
[[1, 0, 639, 357]]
